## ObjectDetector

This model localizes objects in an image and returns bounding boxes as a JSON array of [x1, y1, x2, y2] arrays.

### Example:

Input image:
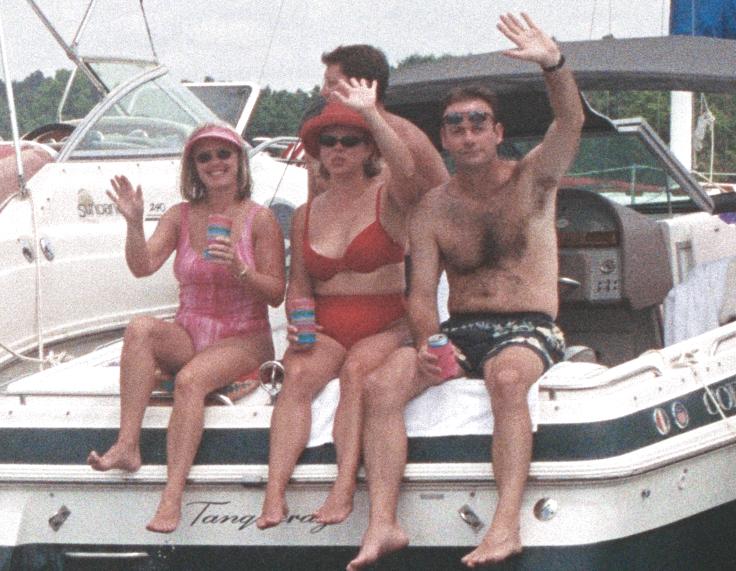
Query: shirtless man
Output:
[[309, 43, 448, 199], [348, 13, 584, 570]]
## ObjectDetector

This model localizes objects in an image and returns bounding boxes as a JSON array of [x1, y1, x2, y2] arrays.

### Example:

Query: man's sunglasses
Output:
[[195, 148, 234, 164], [442, 111, 494, 126], [318, 134, 366, 148]]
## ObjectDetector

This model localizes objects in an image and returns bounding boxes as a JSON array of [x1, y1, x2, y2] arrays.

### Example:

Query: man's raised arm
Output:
[[498, 13, 584, 184]]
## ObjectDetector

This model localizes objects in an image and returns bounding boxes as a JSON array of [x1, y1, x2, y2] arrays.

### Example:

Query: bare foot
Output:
[[347, 522, 409, 571], [146, 498, 181, 534], [256, 496, 288, 529], [87, 443, 141, 472], [461, 525, 522, 568], [313, 485, 354, 524]]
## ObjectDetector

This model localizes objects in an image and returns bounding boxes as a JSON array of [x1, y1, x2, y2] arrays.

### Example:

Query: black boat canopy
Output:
[[385, 36, 736, 140]]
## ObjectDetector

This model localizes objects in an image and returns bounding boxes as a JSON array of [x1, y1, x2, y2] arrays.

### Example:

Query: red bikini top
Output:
[[303, 186, 405, 282]]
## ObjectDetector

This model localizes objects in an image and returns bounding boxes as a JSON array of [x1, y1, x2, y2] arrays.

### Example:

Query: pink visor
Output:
[[183, 124, 246, 159]]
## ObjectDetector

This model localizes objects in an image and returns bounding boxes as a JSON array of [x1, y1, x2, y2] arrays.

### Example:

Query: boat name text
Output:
[[77, 202, 166, 218], [187, 500, 327, 534]]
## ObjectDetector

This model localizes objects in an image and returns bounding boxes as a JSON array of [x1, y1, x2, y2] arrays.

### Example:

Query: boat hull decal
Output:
[[2, 373, 736, 466], [4, 498, 736, 570]]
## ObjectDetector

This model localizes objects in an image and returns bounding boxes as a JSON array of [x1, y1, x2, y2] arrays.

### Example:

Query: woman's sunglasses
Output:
[[195, 148, 234, 164], [318, 134, 366, 148]]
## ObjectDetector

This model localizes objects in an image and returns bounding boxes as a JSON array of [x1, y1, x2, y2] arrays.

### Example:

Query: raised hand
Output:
[[107, 175, 144, 224], [497, 12, 561, 69], [330, 77, 378, 114]]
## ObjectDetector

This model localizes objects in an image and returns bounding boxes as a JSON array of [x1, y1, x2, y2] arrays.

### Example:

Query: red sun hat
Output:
[[299, 101, 370, 158], [183, 124, 246, 162]]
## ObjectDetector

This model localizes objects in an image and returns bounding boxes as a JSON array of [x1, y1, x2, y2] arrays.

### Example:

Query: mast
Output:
[[670, 91, 693, 171]]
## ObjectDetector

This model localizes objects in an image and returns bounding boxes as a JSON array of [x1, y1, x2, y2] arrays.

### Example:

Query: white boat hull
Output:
[[2, 323, 736, 569]]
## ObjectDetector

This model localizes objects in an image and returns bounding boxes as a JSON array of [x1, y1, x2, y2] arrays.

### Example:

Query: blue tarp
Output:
[[670, 0, 736, 38]]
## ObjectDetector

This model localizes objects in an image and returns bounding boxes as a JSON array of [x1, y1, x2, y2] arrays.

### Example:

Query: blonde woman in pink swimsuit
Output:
[[87, 123, 285, 533]]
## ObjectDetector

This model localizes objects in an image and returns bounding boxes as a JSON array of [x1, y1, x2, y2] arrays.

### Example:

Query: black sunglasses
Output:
[[195, 148, 234, 164], [442, 111, 494, 126], [318, 134, 366, 148]]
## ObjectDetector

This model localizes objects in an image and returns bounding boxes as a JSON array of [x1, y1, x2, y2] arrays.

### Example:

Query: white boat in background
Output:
[[0, 0, 305, 369], [3, 5, 736, 570]]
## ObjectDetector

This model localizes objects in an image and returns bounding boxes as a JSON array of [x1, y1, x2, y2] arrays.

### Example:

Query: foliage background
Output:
[[1, 55, 734, 179]]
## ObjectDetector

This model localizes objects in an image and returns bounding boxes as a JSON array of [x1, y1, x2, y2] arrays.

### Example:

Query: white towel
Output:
[[719, 259, 736, 326], [664, 257, 732, 346], [307, 376, 540, 448]]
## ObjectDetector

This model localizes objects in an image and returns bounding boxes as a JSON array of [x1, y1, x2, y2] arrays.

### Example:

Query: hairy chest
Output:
[[437, 191, 549, 275]]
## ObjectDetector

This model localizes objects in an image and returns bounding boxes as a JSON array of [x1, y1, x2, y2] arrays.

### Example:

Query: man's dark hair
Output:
[[322, 45, 390, 102], [441, 85, 500, 118]]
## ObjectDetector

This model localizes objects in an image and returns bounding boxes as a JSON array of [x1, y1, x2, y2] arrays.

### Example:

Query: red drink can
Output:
[[287, 297, 316, 345], [204, 214, 232, 260], [427, 333, 460, 379]]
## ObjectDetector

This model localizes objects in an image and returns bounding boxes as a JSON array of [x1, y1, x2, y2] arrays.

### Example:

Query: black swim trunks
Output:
[[441, 312, 565, 378]]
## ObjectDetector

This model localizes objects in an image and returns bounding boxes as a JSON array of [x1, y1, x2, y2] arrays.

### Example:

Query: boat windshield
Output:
[[185, 83, 257, 134], [87, 60, 158, 93], [502, 128, 696, 214], [69, 73, 218, 159]]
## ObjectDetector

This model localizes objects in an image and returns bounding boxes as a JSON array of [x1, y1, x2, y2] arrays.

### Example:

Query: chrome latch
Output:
[[18, 237, 34, 262], [533, 498, 558, 521], [49, 505, 71, 531], [259, 360, 284, 404], [458, 504, 484, 531], [40, 237, 55, 261]]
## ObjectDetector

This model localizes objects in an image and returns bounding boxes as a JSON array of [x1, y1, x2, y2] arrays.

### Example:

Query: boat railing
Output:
[[0, 190, 19, 215], [541, 362, 663, 393], [6, 386, 248, 407], [249, 136, 303, 164], [542, 321, 736, 394], [710, 328, 736, 357], [4, 358, 286, 407]]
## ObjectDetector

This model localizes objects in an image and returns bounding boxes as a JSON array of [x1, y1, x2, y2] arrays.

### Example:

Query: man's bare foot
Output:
[[146, 498, 181, 534], [256, 496, 288, 529], [87, 443, 141, 472], [346, 522, 409, 571], [313, 486, 354, 524], [461, 524, 522, 568]]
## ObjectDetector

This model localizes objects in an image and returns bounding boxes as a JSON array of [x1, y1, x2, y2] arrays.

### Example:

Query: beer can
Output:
[[427, 333, 460, 379]]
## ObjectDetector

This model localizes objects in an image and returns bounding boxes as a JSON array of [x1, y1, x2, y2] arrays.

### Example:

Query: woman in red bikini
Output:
[[257, 79, 420, 529], [87, 123, 285, 533]]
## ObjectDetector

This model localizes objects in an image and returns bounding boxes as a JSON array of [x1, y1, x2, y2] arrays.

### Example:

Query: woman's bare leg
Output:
[[315, 322, 410, 525], [87, 317, 193, 472], [257, 334, 346, 529], [147, 332, 274, 533]]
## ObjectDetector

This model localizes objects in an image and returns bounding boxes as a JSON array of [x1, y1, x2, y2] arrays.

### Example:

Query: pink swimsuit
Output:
[[174, 202, 270, 352]]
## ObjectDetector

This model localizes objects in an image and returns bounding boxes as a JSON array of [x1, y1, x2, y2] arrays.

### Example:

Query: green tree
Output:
[[247, 86, 320, 139], [586, 90, 736, 181], [0, 68, 100, 139], [393, 53, 456, 71]]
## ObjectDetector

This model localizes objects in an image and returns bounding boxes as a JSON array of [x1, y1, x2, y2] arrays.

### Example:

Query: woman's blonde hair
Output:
[[179, 122, 252, 202]]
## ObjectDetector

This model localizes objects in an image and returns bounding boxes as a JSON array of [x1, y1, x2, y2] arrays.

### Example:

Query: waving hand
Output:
[[330, 77, 378, 114], [107, 175, 144, 225], [497, 13, 561, 69]]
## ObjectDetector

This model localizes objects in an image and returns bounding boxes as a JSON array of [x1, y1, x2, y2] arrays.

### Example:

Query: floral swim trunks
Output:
[[441, 312, 566, 378]]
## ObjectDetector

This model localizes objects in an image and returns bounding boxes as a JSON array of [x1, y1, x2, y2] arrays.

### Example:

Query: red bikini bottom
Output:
[[315, 293, 406, 349]]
